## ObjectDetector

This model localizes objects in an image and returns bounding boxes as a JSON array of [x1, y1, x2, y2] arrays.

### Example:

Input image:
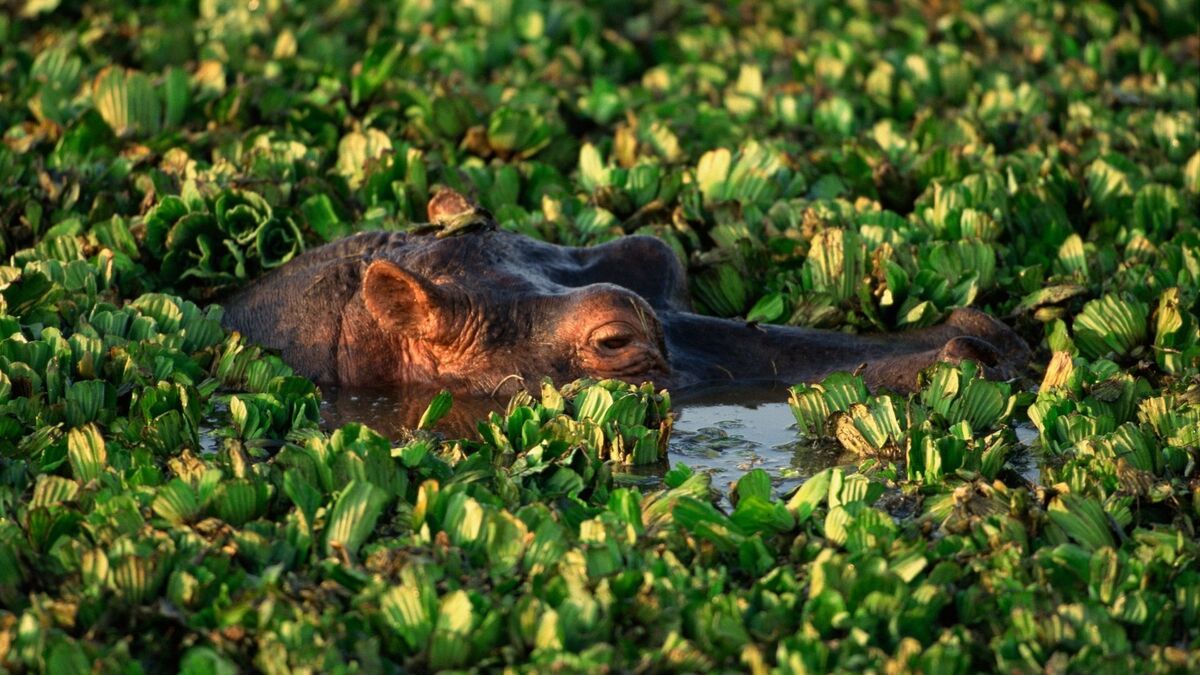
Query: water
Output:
[[319, 381, 852, 501], [320, 385, 501, 437], [1012, 421, 1041, 485], [656, 382, 852, 497], [213, 383, 1039, 498]]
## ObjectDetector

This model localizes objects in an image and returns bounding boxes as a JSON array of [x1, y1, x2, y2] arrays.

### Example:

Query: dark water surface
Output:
[[660, 382, 853, 496], [319, 381, 854, 499]]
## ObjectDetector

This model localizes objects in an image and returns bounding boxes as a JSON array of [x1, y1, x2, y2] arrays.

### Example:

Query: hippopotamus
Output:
[[222, 189, 1030, 401]]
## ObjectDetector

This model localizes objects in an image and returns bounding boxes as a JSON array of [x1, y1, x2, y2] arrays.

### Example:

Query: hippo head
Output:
[[357, 252, 672, 392], [223, 189, 1031, 399], [340, 190, 689, 394]]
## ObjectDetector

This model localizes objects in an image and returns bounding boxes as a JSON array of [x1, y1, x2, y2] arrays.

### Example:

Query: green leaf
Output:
[[1073, 295, 1149, 360], [300, 194, 349, 242], [735, 469, 773, 502], [93, 67, 161, 138], [805, 229, 868, 303], [163, 67, 190, 129], [1131, 184, 1180, 236], [1047, 494, 1116, 552], [746, 292, 785, 323], [813, 96, 855, 137], [673, 496, 745, 551], [336, 129, 393, 188], [215, 479, 263, 527], [351, 42, 405, 105], [696, 148, 733, 202], [418, 390, 453, 429], [66, 424, 106, 483], [429, 590, 475, 669], [732, 495, 794, 534], [788, 372, 869, 436], [109, 549, 161, 604], [284, 468, 322, 533], [65, 380, 109, 427], [381, 582, 436, 651], [785, 468, 833, 521], [30, 45, 81, 127], [152, 480, 201, 525], [32, 474, 79, 507], [324, 480, 388, 559], [487, 107, 552, 158], [179, 647, 238, 675], [579, 143, 608, 191], [574, 385, 614, 422], [603, 392, 648, 429], [691, 263, 747, 317], [254, 217, 303, 268]]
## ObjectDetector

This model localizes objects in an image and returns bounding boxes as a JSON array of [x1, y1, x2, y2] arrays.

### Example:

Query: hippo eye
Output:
[[580, 319, 667, 379], [589, 323, 639, 353], [598, 335, 632, 351]]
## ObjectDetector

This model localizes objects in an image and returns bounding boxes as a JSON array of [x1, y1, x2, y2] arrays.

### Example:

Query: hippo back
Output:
[[221, 231, 409, 382]]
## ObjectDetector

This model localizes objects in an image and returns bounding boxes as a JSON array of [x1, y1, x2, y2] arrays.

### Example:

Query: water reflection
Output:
[[667, 381, 853, 496], [317, 381, 1043, 501], [321, 385, 503, 438]]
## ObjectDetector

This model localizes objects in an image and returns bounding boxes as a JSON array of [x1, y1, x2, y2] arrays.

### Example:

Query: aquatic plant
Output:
[[1, 0, 1199, 672]]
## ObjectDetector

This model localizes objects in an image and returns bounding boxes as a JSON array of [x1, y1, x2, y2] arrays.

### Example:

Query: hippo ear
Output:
[[362, 260, 449, 338]]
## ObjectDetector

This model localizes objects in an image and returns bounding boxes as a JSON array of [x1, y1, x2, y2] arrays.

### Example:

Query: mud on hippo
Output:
[[222, 189, 1031, 399]]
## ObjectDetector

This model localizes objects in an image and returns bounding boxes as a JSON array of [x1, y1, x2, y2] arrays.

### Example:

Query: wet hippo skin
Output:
[[222, 189, 1031, 398]]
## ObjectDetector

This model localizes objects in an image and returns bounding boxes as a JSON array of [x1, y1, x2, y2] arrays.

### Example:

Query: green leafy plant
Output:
[[0, 1, 1198, 672]]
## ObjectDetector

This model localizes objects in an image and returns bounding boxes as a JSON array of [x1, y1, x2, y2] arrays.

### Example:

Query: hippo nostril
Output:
[[946, 307, 1032, 365], [938, 336, 1002, 367]]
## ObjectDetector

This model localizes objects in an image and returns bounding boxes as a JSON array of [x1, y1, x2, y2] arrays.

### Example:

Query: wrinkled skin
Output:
[[222, 192, 1031, 400]]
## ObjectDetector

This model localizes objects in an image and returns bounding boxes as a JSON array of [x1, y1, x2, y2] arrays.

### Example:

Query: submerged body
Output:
[[222, 191, 1030, 397]]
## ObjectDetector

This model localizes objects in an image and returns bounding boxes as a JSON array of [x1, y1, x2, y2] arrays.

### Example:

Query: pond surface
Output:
[[645, 382, 852, 497], [319, 381, 853, 501], [205, 380, 1041, 502]]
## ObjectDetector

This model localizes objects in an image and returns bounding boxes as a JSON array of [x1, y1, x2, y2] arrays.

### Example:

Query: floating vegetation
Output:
[[1, 0, 1199, 672]]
